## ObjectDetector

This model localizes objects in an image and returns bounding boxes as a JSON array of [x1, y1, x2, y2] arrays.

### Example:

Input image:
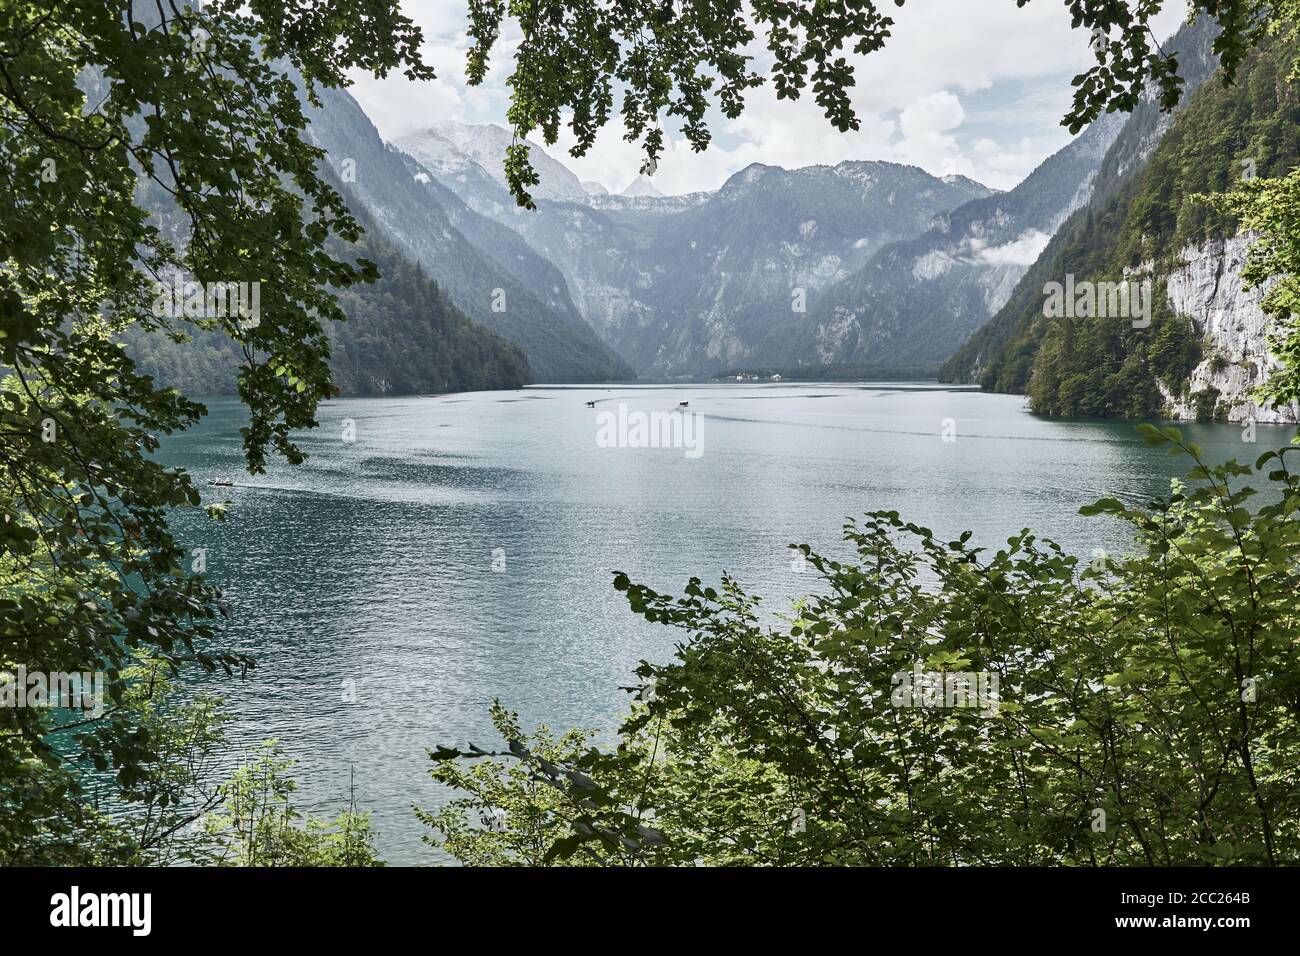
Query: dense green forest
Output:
[[326, 219, 532, 396], [945, 33, 1300, 420], [422, 433, 1300, 866], [122, 180, 531, 397]]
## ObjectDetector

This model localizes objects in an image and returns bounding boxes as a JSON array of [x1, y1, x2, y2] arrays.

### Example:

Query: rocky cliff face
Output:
[[940, 17, 1225, 390], [1159, 237, 1300, 423], [754, 110, 1125, 374]]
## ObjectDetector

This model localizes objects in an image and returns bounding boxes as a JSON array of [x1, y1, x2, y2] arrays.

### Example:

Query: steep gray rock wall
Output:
[[1160, 236, 1299, 423]]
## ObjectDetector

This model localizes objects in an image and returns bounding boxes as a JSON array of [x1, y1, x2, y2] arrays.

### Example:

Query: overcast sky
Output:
[[346, 1, 1187, 195]]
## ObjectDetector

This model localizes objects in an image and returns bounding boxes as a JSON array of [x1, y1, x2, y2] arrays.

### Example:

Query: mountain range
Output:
[[300, 86, 631, 383], [125, 13, 1293, 424], [387, 73, 1157, 380], [398, 126, 999, 376]]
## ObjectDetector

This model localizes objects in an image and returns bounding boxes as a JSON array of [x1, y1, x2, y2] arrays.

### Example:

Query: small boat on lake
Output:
[[209, 478, 234, 487]]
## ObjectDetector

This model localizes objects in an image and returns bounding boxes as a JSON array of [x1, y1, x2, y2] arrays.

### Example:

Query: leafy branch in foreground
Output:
[[463, 1, 1275, 207], [2, 653, 384, 866], [200, 741, 383, 867], [424, 428, 1300, 865], [1209, 0, 1300, 414], [0, 0, 428, 861]]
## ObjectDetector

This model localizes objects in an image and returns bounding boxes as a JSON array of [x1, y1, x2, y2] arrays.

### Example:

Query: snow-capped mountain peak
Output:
[[394, 121, 588, 201], [620, 175, 663, 198]]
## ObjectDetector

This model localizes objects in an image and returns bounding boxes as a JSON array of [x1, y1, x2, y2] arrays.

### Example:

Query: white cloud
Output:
[[899, 91, 965, 139], [969, 229, 1054, 267], [894, 91, 969, 178]]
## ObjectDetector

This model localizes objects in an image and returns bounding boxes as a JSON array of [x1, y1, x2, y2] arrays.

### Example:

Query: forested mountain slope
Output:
[[301, 85, 632, 383], [121, 172, 532, 396], [942, 22, 1299, 424]]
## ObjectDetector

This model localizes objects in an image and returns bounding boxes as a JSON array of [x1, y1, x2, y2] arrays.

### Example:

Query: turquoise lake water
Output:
[[162, 382, 1292, 862]]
